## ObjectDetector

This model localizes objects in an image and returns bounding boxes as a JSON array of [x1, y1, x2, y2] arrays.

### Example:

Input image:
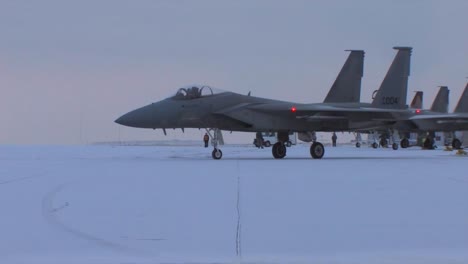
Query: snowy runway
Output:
[[1, 144, 467, 263]]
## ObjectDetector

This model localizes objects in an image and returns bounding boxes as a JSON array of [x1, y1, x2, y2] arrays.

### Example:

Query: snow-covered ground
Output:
[[0, 144, 467, 264]]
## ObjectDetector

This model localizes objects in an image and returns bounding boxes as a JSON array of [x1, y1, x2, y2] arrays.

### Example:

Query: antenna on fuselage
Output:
[[163, 128, 167, 136], [247, 91, 251, 96]]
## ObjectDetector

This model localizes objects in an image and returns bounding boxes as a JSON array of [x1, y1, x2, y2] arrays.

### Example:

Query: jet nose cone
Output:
[[115, 105, 153, 128], [114, 115, 127, 126]]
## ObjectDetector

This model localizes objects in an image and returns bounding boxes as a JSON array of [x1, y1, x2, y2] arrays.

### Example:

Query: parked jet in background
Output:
[[416, 83, 468, 149], [451, 83, 468, 148], [399, 86, 449, 148]]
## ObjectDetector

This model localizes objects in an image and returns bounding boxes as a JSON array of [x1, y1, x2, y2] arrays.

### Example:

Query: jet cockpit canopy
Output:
[[171, 85, 225, 100]]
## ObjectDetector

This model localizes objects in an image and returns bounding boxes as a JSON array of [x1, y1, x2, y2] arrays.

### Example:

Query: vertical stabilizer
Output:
[[454, 83, 468, 113], [430, 86, 449, 113], [372, 47, 412, 109], [323, 50, 364, 103], [410, 91, 423, 109]]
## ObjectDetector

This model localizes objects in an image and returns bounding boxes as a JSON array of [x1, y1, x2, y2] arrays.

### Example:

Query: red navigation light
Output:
[[415, 109, 421, 114], [291, 106, 297, 113]]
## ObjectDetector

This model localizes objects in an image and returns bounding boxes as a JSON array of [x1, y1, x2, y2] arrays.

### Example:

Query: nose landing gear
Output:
[[206, 128, 224, 160], [212, 148, 223, 159]]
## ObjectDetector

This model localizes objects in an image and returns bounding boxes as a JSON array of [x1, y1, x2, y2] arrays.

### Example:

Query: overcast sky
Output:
[[1, 0, 467, 145]]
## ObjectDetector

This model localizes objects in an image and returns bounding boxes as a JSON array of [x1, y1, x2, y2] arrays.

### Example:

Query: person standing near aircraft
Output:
[[256, 132, 264, 149], [332, 132, 337, 147], [203, 133, 209, 148]]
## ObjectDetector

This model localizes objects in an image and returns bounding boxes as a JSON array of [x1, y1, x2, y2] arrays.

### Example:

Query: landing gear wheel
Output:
[[310, 142, 325, 159], [212, 148, 223, 160], [400, 138, 409, 148], [285, 141, 292, 147], [372, 142, 378, 149], [423, 138, 433, 149], [272, 142, 286, 159], [380, 138, 388, 148], [452, 138, 462, 149], [392, 143, 399, 150], [264, 141, 271, 147], [355, 142, 361, 148]]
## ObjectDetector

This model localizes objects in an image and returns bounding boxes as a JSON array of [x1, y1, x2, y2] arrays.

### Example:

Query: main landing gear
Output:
[[389, 129, 400, 150], [271, 141, 325, 159], [212, 148, 222, 160], [400, 138, 409, 148], [272, 142, 287, 159], [270, 131, 325, 159], [354, 132, 362, 148], [452, 138, 462, 150], [310, 142, 325, 159], [271, 131, 289, 159]]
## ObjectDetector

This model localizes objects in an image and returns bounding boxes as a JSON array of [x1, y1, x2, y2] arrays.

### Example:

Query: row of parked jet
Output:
[[373, 84, 467, 150], [115, 47, 468, 160]]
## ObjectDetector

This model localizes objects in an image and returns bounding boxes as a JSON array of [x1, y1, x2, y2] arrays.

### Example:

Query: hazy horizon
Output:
[[1, 0, 467, 145]]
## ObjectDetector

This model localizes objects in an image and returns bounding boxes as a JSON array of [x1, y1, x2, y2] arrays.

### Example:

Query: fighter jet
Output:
[[406, 83, 468, 137], [115, 49, 371, 160], [115, 48, 416, 159], [424, 84, 468, 149]]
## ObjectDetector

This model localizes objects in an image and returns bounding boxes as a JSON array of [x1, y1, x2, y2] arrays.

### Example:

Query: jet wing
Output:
[[248, 103, 399, 113], [408, 113, 468, 120], [247, 103, 403, 121], [406, 113, 468, 131]]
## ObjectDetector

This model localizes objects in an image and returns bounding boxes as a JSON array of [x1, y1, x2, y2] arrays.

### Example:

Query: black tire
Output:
[[310, 142, 325, 159], [372, 142, 378, 149], [212, 148, 223, 159], [355, 142, 361, 148], [272, 142, 286, 159], [380, 138, 388, 148], [392, 143, 399, 150], [264, 141, 271, 147], [400, 138, 409, 148], [452, 138, 462, 149], [423, 138, 433, 149]]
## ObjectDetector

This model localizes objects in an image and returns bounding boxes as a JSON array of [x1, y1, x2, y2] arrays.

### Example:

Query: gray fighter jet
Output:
[[412, 83, 468, 149], [115, 49, 371, 159], [398, 86, 448, 149], [406, 84, 468, 132]]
